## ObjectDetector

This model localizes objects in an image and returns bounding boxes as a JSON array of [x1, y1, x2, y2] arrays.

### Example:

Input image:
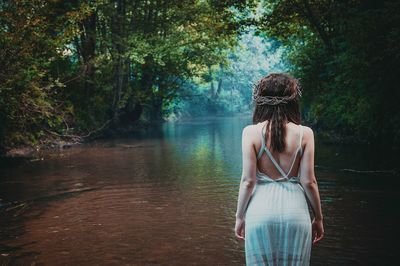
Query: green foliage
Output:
[[257, 0, 400, 146], [0, 0, 251, 149], [0, 0, 73, 148], [174, 27, 290, 118], [2, 0, 395, 149]]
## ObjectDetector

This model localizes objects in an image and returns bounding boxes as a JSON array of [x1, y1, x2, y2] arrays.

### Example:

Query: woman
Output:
[[234, 73, 324, 265]]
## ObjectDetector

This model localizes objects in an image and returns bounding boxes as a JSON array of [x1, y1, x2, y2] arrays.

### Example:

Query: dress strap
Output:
[[282, 125, 303, 177], [257, 123, 303, 179], [262, 123, 304, 178], [257, 124, 266, 160], [299, 125, 304, 156], [264, 147, 289, 177]]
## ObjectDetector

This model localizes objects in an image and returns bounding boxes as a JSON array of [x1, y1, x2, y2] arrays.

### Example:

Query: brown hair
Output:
[[252, 73, 301, 153]]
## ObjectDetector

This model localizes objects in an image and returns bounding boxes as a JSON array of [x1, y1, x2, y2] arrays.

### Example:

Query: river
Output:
[[0, 115, 398, 265]]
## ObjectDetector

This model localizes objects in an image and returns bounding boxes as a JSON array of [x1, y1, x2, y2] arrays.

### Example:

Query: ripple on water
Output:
[[0, 116, 398, 265]]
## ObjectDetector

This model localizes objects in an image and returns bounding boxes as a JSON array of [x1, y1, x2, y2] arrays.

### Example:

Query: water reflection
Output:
[[0, 115, 398, 265]]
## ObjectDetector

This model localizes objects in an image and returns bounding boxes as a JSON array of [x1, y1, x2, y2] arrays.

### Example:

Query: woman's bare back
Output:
[[251, 121, 308, 180]]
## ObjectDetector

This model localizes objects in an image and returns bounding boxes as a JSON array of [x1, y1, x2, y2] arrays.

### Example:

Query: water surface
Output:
[[0, 116, 398, 265]]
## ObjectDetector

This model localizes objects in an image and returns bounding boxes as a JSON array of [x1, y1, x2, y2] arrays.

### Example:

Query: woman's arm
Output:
[[235, 126, 257, 240], [299, 126, 324, 244], [299, 127, 323, 220]]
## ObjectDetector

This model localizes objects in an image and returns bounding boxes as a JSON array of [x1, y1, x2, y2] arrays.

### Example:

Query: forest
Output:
[[1, 0, 399, 154]]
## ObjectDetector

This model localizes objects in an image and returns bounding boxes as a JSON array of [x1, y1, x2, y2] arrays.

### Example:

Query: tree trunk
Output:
[[289, 0, 333, 53], [215, 63, 224, 99], [111, 0, 127, 120], [150, 96, 163, 121], [76, 10, 97, 98], [208, 65, 215, 97]]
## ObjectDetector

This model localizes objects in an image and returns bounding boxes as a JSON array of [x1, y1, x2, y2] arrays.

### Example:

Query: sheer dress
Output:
[[244, 124, 312, 266]]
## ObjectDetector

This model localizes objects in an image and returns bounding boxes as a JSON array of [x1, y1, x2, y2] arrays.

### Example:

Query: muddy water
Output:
[[0, 116, 398, 265]]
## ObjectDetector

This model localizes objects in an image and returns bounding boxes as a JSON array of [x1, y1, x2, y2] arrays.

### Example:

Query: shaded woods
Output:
[[258, 0, 400, 146], [1, 0, 399, 154]]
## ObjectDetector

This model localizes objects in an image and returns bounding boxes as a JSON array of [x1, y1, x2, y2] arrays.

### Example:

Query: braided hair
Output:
[[252, 73, 302, 153]]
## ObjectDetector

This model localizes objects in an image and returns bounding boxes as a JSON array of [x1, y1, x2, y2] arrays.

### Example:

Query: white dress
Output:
[[244, 124, 312, 266]]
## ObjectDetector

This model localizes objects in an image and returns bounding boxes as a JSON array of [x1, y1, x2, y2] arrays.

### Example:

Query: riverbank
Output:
[[0, 113, 248, 159], [0, 118, 155, 159], [0, 113, 394, 159]]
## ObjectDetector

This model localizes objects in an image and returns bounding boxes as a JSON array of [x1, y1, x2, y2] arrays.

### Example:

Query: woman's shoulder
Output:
[[299, 125, 314, 146], [242, 122, 263, 133], [287, 123, 314, 142], [242, 122, 314, 137], [241, 123, 263, 141], [301, 125, 314, 137], [242, 124, 257, 135], [287, 122, 313, 132]]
